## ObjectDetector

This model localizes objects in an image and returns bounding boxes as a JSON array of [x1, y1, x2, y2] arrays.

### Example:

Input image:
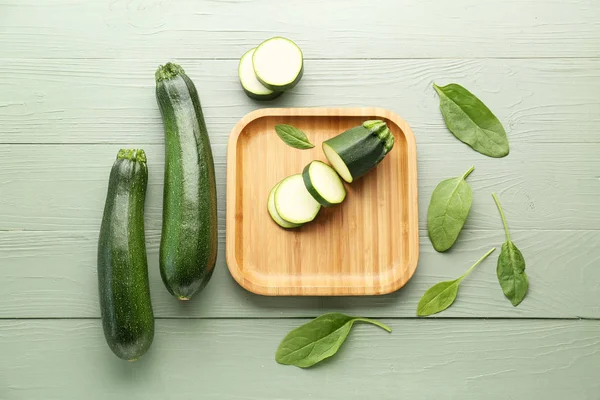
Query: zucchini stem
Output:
[[363, 120, 394, 152], [117, 149, 147, 163], [155, 62, 185, 82]]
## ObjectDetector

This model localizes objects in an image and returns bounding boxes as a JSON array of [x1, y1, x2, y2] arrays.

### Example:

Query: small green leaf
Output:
[[427, 166, 474, 252], [416, 279, 460, 316], [434, 83, 509, 158], [492, 193, 529, 306], [275, 313, 391, 368], [417, 248, 496, 316], [274, 124, 315, 149]]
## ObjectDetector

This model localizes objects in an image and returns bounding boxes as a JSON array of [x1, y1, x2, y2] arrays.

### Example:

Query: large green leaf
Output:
[[434, 83, 509, 158], [427, 166, 474, 252]]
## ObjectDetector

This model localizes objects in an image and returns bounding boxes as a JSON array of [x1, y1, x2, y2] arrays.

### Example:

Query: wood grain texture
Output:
[[1, 0, 599, 397], [226, 108, 418, 295], [1, 58, 599, 145], [2, 229, 598, 318], [2, 0, 599, 59], [1, 142, 598, 232], [0, 319, 599, 400]]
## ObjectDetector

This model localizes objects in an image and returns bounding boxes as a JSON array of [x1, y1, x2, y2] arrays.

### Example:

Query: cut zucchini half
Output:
[[268, 182, 302, 228], [322, 143, 353, 183], [252, 37, 304, 92], [238, 48, 282, 101], [322, 120, 394, 183], [274, 174, 321, 224], [302, 161, 347, 207]]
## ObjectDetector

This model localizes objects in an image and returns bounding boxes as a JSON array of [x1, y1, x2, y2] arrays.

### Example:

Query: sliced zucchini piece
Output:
[[274, 174, 321, 224], [268, 182, 303, 228], [238, 48, 282, 101], [302, 161, 347, 207], [322, 120, 395, 183], [252, 37, 304, 92]]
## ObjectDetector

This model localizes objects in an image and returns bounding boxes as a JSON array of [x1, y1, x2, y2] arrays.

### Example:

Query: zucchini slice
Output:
[[322, 120, 395, 183], [252, 37, 304, 91], [274, 174, 321, 224], [238, 48, 282, 101], [268, 181, 303, 228], [302, 161, 347, 207]]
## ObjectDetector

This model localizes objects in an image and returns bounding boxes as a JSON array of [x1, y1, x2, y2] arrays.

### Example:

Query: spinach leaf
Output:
[[492, 193, 529, 306], [274, 124, 315, 149], [417, 248, 496, 316], [275, 313, 391, 368], [427, 166, 474, 252], [434, 83, 509, 158]]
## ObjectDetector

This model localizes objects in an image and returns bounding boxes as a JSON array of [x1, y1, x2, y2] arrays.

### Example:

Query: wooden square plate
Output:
[[226, 108, 419, 296]]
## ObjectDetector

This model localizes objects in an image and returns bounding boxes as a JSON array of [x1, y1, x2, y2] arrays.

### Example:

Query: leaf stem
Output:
[[458, 247, 496, 282], [462, 166, 475, 180], [353, 318, 392, 333], [492, 193, 511, 241]]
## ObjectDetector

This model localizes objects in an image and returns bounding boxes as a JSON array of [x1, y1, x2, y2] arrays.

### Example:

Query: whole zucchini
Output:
[[322, 120, 394, 183], [97, 149, 154, 361], [155, 63, 218, 300]]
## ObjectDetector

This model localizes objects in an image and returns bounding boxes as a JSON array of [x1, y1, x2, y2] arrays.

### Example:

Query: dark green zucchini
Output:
[[322, 120, 395, 183], [155, 62, 218, 300], [97, 149, 154, 361]]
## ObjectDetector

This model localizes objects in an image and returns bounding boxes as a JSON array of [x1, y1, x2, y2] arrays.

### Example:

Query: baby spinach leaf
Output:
[[417, 248, 496, 316], [275, 312, 391, 368], [274, 124, 315, 149], [427, 166, 474, 252], [434, 83, 509, 158], [492, 193, 529, 306], [416, 280, 460, 317]]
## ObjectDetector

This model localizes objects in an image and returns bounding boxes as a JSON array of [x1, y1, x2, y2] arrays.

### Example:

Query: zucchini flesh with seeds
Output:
[[302, 161, 346, 207], [322, 120, 394, 183], [252, 36, 304, 91], [239, 48, 282, 101], [155, 63, 218, 300], [268, 181, 303, 228], [274, 174, 321, 224], [97, 149, 154, 361]]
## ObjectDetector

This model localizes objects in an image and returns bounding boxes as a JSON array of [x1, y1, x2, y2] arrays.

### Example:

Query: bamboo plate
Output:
[[226, 107, 419, 296]]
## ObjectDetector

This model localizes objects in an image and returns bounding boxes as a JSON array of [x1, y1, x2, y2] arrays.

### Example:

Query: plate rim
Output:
[[225, 107, 419, 296]]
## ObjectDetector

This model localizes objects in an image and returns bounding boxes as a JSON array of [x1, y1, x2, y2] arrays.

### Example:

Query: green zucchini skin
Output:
[[323, 120, 394, 182], [155, 63, 218, 300], [97, 149, 154, 361]]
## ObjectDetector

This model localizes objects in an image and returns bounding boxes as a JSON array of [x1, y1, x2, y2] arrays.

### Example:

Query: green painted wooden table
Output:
[[1, 0, 599, 398]]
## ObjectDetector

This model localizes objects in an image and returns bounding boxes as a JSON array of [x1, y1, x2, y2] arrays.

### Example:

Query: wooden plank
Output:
[[1, 229, 598, 318], [2, 0, 599, 59], [0, 319, 598, 399], [0, 142, 598, 232], [1, 58, 599, 145]]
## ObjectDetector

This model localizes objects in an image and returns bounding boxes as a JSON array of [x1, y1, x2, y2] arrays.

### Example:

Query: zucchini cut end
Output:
[[322, 143, 353, 183], [274, 174, 321, 224], [155, 62, 185, 82], [268, 182, 303, 228], [239, 48, 283, 101], [253, 37, 304, 91], [302, 161, 346, 206]]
